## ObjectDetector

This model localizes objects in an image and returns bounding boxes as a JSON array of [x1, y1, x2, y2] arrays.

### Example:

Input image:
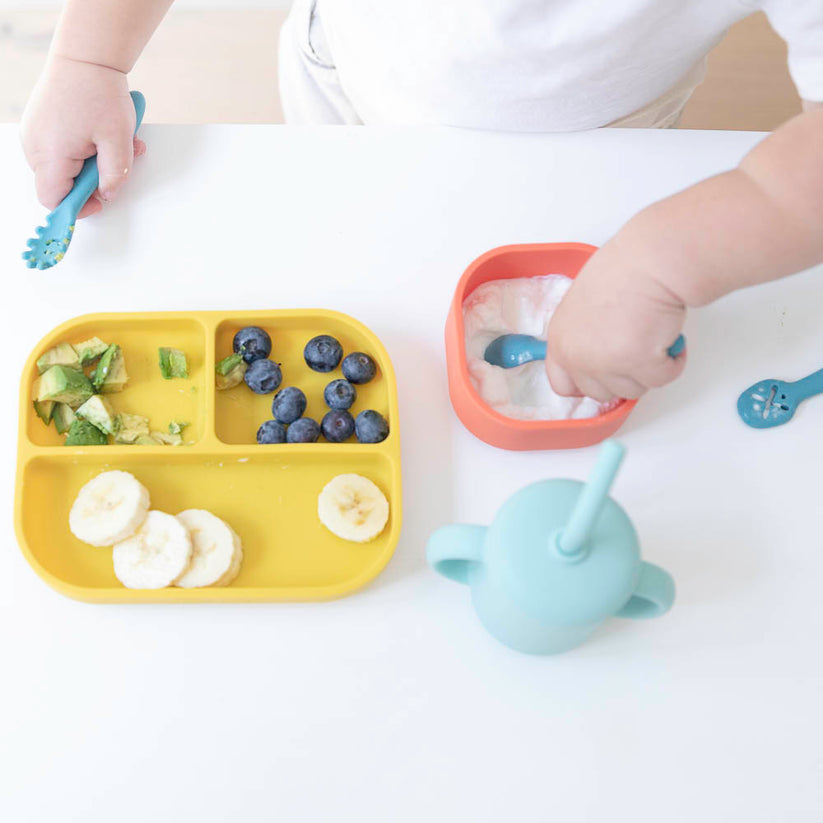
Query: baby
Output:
[[21, 0, 823, 402]]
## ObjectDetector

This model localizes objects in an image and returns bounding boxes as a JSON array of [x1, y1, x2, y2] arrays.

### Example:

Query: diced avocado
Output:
[[168, 421, 189, 436], [151, 430, 183, 446], [36, 343, 80, 375], [113, 413, 150, 444], [38, 365, 94, 408], [158, 347, 189, 380], [92, 344, 121, 390], [134, 434, 163, 446], [32, 378, 55, 424], [99, 353, 128, 394], [53, 403, 76, 435], [75, 336, 109, 367], [64, 419, 107, 446], [215, 353, 247, 390], [75, 395, 119, 435]]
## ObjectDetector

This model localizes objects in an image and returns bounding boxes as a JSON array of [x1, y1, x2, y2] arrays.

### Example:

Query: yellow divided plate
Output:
[[15, 310, 401, 603]]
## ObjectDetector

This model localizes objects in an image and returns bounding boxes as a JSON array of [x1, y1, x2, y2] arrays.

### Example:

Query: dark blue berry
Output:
[[244, 359, 282, 394], [321, 410, 355, 442], [256, 420, 287, 444], [271, 386, 307, 424], [341, 352, 377, 384], [286, 417, 321, 443], [355, 410, 389, 444], [304, 335, 343, 373], [324, 378, 356, 411], [233, 326, 272, 363]]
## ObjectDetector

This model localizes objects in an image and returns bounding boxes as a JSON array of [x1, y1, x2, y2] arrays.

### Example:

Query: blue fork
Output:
[[22, 90, 146, 270]]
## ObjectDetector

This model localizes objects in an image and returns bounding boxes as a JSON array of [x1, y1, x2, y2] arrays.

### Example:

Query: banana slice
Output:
[[69, 470, 150, 547], [214, 527, 244, 587], [318, 474, 389, 543], [174, 509, 238, 588], [113, 510, 193, 589]]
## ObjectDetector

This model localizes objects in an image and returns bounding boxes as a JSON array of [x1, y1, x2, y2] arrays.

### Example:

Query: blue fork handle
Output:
[[527, 334, 685, 361], [793, 367, 823, 402], [61, 90, 146, 217]]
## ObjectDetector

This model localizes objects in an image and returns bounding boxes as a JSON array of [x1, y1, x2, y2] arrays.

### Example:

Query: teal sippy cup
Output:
[[427, 440, 675, 654]]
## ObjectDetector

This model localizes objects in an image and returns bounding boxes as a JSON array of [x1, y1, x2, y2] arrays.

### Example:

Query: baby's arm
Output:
[[547, 108, 823, 401], [21, 0, 173, 217]]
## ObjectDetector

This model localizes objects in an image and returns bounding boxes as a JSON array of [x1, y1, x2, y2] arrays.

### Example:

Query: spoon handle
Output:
[[792, 367, 823, 402]]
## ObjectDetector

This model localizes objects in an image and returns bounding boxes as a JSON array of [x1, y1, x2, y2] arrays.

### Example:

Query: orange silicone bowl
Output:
[[445, 242, 637, 451]]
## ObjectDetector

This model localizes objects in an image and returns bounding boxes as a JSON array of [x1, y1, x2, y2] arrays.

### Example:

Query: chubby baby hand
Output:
[[21, 56, 145, 219], [546, 241, 687, 401]]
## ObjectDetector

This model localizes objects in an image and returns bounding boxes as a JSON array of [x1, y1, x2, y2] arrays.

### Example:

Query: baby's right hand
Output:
[[21, 56, 145, 219]]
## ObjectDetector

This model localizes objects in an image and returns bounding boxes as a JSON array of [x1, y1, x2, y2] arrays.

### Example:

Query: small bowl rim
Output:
[[449, 242, 638, 433]]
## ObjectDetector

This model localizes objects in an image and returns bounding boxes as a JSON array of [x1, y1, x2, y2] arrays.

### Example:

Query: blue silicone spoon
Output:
[[737, 367, 823, 429], [484, 332, 686, 368], [22, 90, 146, 270]]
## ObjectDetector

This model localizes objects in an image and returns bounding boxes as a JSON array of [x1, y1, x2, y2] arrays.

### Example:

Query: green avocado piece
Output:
[[158, 347, 189, 379], [75, 395, 119, 435], [36, 343, 80, 375], [92, 344, 121, 390], [151, 430, 183, 446], [168, 421, 189, 435], [32, 378, 55, 424], [113, 412, 151, 444], [38, 365, 94, 408], [75, 336, 109, 367], [134, 434, 163, 446], [64, 419, 107, 446], [215, 353, 247, 390], [99, 353, 128, 394], [52, 403, 76, 435]]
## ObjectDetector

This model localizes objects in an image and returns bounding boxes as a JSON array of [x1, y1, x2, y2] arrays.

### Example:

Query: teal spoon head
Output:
[[483, 334, 547, 368], [22, 211, 75, 270], [737, 380, 795, 428]]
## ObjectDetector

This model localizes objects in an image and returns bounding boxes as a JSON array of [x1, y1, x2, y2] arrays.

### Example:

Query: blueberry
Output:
[[304, 335, 343, 373], [341, 352, 377, 384], [324, 378, 356, 411], [286, 417, 321, 443], [271, 386, 307, 424], [355, 410, 389, 444], [244, 359, 282, 394], [233, 326, 272, 363], [321, 410, 355, 442], [256, 420, 287, 444]]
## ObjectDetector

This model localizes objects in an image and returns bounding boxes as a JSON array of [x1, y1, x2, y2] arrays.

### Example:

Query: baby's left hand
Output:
[[546, 241, 687, 401]]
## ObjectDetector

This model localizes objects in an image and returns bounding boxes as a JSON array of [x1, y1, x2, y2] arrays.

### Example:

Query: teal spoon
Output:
[[737, 367, 823, 429], [484, 332, 686, 368], [22, 90, 146, 270]]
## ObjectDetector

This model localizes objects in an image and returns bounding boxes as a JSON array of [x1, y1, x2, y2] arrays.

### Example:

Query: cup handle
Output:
[[426, 525, 486, 585], [615, 561, 675, 619]]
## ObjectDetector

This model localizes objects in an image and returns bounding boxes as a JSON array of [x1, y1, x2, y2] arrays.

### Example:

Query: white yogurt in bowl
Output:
[[462, 275, 615, 421]]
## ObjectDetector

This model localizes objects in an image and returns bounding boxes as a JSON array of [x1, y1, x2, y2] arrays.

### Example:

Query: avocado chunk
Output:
[[36, 342, 80, 375], [38, 365, 95, 408], [53, 403, 77, 435], [134, 434, 163, 446], [215, 353, 247, 390], [99, 352, 128, 394], [158, 348, 189, 380], [168, 421, 189, 436], [75, 395, 119, 435], [92, 344, 122, 390], [32, 378, 55, 424], [75, 336, 109, 367], [151, 430, 183, 446], [64, 419, 107, 446], [113, 413, 150, 444]]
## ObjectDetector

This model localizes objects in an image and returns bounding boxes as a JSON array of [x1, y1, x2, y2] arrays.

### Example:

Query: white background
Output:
[[1, 125, 822, 821]]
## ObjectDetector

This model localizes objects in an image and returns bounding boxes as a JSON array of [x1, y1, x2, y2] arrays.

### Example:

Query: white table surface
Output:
[[1, 125, 822, 822]]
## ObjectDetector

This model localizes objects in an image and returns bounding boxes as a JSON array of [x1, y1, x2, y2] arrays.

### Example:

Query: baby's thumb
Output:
[[96, 133, 134, 202]]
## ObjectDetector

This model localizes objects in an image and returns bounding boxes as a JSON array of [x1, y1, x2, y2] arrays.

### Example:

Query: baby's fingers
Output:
[[96, 131, 136, 202], [34, 157, 84, 210], [546, 358, 582, 398]]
